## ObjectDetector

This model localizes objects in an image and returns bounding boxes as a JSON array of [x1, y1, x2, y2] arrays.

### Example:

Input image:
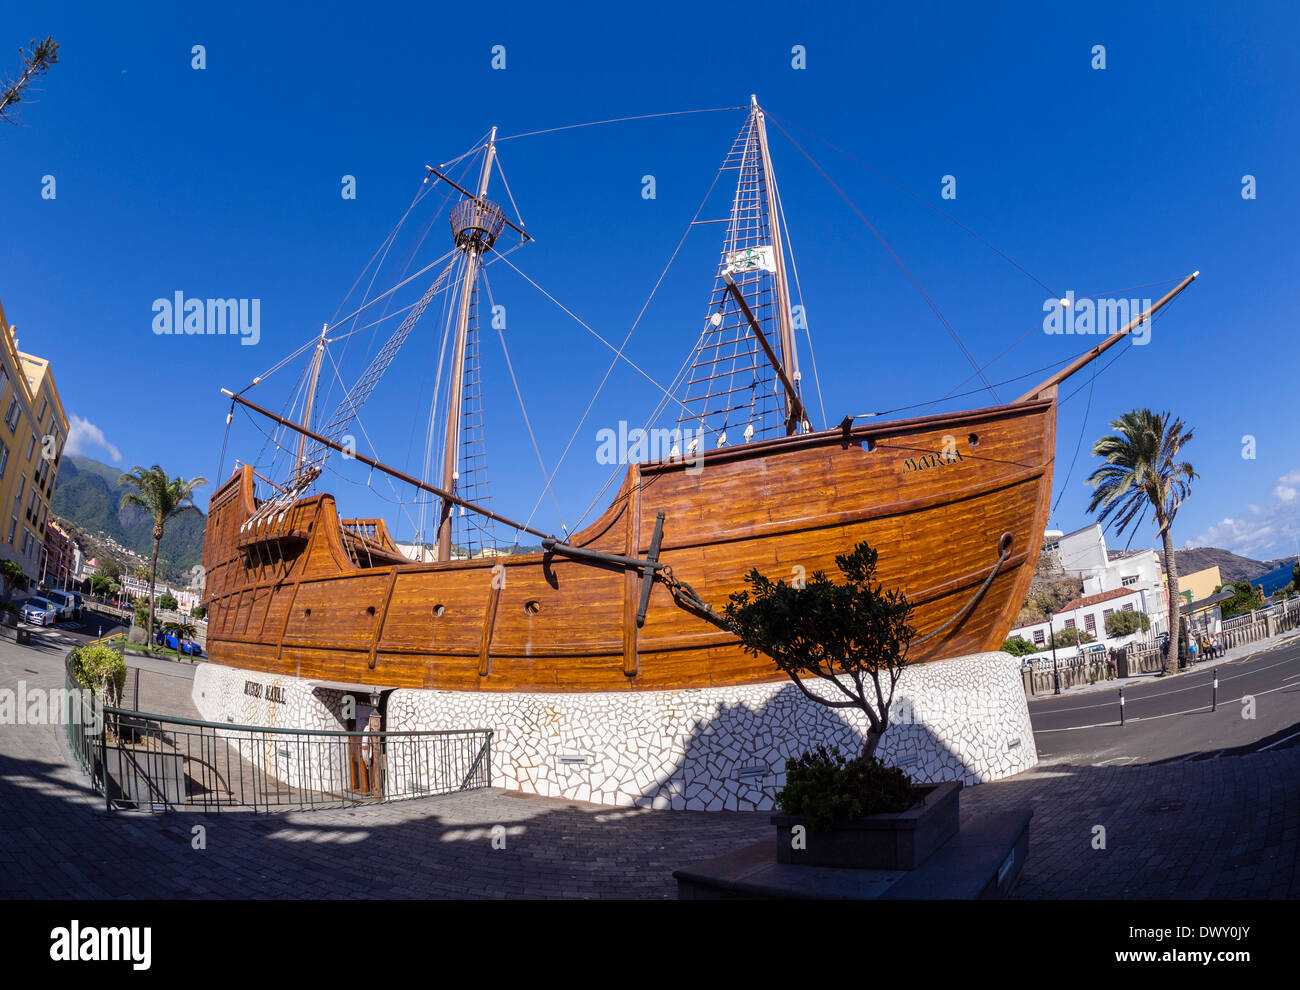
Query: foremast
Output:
[[750, 94, 804, 435], [679, 97, 810, 446]]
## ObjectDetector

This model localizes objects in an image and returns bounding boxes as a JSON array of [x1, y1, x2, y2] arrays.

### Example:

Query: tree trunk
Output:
[[148, 526, 162, 649], [1160, 526, 1181, 676], [861, 728, 882, 761]]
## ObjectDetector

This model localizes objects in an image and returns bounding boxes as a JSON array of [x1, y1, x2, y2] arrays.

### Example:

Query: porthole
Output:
[[432, 604, 445, 618], [524, 600, 541, 615], [304, 607, 312, 618], [968, 433, 980, 447], [366, 605, 376, 617]]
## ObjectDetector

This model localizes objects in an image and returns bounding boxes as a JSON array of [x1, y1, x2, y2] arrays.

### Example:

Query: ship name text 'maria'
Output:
[[903, 449, 965, 473]]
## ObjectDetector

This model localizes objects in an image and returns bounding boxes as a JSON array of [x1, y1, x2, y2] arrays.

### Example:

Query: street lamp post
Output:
[[1048, 608, 1060, 695]]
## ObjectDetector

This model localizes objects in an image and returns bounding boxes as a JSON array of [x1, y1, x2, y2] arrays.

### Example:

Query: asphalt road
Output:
[[1029, 636, 1300, 766]]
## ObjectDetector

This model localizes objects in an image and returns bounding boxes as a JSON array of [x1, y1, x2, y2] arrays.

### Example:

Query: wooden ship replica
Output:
[[203, 97, 1197, 693]]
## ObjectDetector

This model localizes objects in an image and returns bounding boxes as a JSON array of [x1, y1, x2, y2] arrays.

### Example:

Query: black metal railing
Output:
[[63, 652, 492, 813]]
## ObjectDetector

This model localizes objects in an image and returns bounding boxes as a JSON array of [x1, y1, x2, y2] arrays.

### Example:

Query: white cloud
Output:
[[1193, 469, 1300, 559], [65, 415, 122, 463]]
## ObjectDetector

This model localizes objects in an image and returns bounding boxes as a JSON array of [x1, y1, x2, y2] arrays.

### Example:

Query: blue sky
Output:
[[2, 0, 1297, 561]]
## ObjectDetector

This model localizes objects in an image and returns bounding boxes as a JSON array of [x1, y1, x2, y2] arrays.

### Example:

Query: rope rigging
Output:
[[215, 98, 1198, 579]]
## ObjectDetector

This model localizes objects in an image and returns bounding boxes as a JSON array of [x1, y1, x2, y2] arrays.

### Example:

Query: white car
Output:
[[20, 597, 58, 626], [45, 590, 80, 620]]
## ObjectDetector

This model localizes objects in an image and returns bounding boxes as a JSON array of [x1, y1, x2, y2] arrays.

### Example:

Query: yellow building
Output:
[[0, 299, 69, 583], [1178, 565, 1223, 606]]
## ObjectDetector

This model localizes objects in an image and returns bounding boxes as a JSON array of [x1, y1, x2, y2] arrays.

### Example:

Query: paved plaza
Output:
[[2, 627, 1297, 899]]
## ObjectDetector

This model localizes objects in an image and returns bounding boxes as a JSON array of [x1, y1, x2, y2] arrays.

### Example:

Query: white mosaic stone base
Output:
[[192, 665, 355, 793], [193, 652, 1037, 810]]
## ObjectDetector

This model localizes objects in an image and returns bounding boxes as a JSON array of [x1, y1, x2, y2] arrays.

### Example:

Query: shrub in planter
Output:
[[778, 745, 919, 831], [70, 643, 127, 706]]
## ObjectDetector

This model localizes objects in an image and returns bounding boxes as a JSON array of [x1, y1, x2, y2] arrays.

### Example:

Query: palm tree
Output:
[[119, 466, 206, 648], [1085, 410, 1196, 675]]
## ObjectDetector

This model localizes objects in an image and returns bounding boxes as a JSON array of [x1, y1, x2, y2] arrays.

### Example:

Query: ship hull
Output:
[[201, 396, 1056, 692]]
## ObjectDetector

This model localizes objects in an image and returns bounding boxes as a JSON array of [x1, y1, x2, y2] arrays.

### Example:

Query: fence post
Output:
[[1119, 687, 1125, 726], [100, 703, 110, 811], [1212, 668, 1218, 712]]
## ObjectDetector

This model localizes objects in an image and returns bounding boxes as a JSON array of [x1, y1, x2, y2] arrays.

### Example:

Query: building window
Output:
[[1033, 629, 1045, 646], [7, 516, 15, 547], [1122, 575, 1138, 587], [1064, 618, 1076, 629], [37, 397, 47, 425], [1085, 613, 1097, 635], [0, 442, 8, 481], [1103, 608, 1114, 618], [4, 398, 18, 432], [25, 435, 35, 462], [1123, 603, 1134, 612]]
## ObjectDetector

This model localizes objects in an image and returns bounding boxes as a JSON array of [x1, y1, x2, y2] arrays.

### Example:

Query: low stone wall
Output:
[[385, 651, 1036, 811], [1021, 658, 1113, 696], [194, 652, 1036, 811]]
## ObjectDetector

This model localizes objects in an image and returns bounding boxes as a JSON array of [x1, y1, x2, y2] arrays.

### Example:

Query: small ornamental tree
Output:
[[722, 541, 914, 761], [156, 592, 178, 612]]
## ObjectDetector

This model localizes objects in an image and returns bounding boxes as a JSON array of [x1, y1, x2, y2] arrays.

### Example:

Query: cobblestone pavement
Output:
[[3, 635, 1296, 898]]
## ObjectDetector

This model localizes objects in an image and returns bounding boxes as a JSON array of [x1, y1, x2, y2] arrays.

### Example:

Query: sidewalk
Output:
[[1028, 628, 1300, 701]]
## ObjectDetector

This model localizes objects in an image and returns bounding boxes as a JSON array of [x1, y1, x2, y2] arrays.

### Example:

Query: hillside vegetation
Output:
[[52, 455, 205, 583]]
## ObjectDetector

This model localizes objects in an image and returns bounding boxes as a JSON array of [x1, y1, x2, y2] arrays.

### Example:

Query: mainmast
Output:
[[437, 130, 503, 561], [750, 95, 803, 434]]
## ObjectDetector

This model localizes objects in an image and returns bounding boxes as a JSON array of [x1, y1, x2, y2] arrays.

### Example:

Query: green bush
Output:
[[156, 593, 178, 612], [1104, 609, 1151, 637], [777, 745, 919, 831], [70, 643, 127, 705], [1001, 635, 1036, 656], [190, 604, 206, 619], [1048, 626, 1094, 648], [0, 559, 27, 593]]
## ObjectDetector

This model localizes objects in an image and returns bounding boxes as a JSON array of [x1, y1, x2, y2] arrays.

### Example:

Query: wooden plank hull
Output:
[[202, 397, 1056, 692]]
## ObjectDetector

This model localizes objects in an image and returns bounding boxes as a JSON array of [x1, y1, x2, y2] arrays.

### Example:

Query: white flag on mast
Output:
[[724, 245, 777, 274]]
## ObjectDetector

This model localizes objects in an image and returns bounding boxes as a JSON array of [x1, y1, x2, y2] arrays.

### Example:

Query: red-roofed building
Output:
[[1008, 586, 1147, 657]]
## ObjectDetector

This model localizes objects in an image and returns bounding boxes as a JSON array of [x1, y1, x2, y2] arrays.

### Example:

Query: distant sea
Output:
[[1254, 562, 1297, 595]]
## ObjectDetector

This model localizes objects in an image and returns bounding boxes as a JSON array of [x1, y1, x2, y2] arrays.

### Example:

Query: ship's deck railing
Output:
[[63, 652, 492, 814]]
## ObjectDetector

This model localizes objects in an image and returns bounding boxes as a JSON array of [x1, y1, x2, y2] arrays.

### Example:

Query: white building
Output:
[[120, 574, 202, 613], [1043, 524, 1168, 637], [1010, 586, 1148, 657]]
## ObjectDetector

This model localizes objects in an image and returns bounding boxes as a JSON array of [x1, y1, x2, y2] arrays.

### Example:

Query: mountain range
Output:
[[51, 455, 207, 584]]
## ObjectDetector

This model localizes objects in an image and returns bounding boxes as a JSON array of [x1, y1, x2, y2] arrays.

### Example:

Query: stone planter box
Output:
[[772, 780, 962, 870]]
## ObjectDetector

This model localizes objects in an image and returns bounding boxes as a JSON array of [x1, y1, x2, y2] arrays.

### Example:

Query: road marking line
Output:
[[1032, 654, 1299, 714], [1035, 679, 1300, 731]]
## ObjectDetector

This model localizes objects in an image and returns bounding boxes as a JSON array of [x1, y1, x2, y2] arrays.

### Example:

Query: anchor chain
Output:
[[659, 565, 730, 630]]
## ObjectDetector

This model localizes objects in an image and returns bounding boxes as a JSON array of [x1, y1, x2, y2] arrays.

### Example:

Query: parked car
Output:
[[44, 590, 82, 620], [20, 597, 59, 626], [154, 628, 203, 656]]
